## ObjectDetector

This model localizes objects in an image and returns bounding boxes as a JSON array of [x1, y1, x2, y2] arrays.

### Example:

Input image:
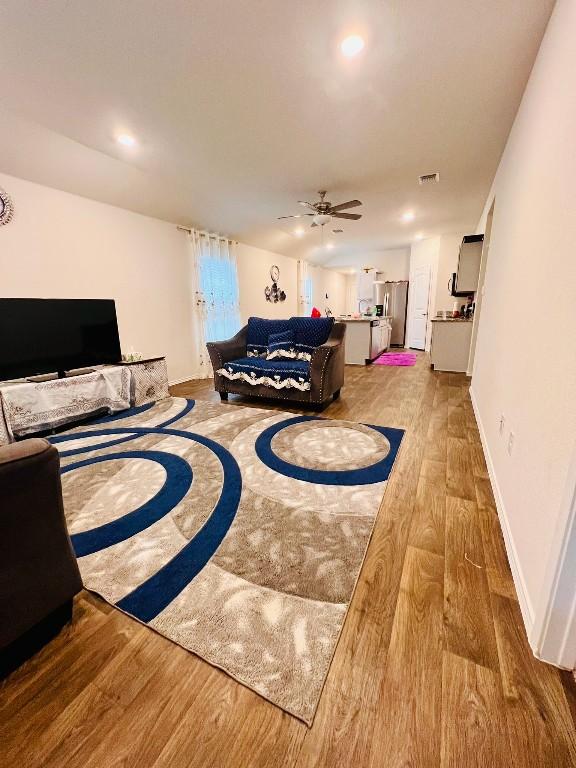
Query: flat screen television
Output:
[[0, 298, 122, 381]]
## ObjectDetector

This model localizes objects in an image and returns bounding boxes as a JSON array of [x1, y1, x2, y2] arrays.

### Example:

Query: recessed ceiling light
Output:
[[414, 233, 424, 241], [326, 242, 335, 251], [402, 211, 415, 222], [117, 133, 136, 147], [340, 35, 365, 58], [294, 227, 304, 237]]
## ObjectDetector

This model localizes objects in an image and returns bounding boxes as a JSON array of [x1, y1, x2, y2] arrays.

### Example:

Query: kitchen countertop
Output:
[[431, 317, 473, 323]]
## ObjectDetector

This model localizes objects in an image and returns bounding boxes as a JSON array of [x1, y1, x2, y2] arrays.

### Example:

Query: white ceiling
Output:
[[0, 0, 554, 267]]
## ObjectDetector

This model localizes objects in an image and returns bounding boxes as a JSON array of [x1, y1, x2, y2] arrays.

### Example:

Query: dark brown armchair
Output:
[[0, 438, 82, 677], [207, 319, 346, 409]]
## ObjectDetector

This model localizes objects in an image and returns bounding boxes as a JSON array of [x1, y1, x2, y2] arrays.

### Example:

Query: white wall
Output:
[[435, 232, 468, 312], [310, 265, 347, 317], [470, 0, 576, 645], [0, 172, 193, 383], [236, 242, 298, 322], [359, 248, 410, 281], [325, 247, 410, 281], [344, 274, 357, 314], [236, 243, 346, 321], [337, 248, 411, 315]]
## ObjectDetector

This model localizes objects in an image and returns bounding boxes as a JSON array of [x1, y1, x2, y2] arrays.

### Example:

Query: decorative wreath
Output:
[[0, 187, 14, 226]]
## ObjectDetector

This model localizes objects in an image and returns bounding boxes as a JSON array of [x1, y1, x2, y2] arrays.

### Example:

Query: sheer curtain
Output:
[[189, 230, 241, 379], [297, 260, 313, 316]]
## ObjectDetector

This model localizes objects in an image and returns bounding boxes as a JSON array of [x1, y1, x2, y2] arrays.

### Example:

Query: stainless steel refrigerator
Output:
[[374, 280, 409, 346]]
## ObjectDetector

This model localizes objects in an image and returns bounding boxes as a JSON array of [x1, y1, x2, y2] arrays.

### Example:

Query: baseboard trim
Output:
[[469, 385, 535, 633], [530, 448, 576, 669], [168, 375, 197, 386]]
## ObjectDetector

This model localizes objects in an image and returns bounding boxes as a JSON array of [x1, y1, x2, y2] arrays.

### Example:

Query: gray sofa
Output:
[[0, 438, 82, 677]]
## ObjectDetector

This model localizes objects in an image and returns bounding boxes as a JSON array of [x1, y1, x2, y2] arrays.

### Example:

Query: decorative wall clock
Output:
[[0, 187, 14, 226], [265, 265, 286, 303]]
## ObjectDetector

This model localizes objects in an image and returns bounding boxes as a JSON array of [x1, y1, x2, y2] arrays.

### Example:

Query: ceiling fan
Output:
[[278, 190, 362, 229]]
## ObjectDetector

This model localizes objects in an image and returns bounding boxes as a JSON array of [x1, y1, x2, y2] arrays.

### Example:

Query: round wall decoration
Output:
[[0, 187, 14, 226], [265, 265, 286, 303]]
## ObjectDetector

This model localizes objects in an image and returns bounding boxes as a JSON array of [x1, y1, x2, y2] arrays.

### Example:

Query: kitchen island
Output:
[[337, 317, 391, 365]]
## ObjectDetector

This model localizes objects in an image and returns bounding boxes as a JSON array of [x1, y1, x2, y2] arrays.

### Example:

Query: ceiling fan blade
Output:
[[332, 212, 362, 220], [277, 213, 314, 219], [298, 200, 319, 211], [328, 200, 362, 212]]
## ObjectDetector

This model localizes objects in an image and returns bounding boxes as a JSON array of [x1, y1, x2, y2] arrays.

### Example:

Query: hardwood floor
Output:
[[2, 355, 575, 767]]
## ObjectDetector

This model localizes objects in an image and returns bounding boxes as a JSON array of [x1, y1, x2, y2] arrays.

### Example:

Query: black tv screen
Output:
[[0, 298, 122, 381]]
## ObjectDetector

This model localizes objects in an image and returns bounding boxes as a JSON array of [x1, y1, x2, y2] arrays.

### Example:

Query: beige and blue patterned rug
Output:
[[52, 397, 404, 724]]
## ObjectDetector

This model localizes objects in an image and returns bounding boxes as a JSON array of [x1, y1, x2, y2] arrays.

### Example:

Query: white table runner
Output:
[[0, 366, 130, 443]]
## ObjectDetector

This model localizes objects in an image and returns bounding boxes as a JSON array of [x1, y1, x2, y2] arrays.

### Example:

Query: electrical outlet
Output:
[[507, 431, 515, 456], [499, 414, 506, 436]]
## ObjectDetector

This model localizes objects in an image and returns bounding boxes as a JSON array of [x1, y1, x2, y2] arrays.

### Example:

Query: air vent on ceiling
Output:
[[418, 172, 440, 185]]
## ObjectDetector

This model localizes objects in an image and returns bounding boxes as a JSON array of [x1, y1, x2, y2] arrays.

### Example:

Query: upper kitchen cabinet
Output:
[[450, 234, 484, 296], [357, 269, 375, 303]]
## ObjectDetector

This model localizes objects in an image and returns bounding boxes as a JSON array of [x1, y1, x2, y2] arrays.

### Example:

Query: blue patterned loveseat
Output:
[[206, 317, 346, 409]]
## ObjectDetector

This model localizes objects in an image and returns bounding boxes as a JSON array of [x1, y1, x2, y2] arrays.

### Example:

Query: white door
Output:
[[408, 265, 431, 350]]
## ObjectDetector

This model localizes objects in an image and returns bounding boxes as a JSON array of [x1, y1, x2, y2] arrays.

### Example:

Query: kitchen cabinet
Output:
[[357, 270, 375, 303], [374, 318, 391, 355], [430, 319, 473, 372], [370, 325, 382, 360], [450, 235, 483, 295]]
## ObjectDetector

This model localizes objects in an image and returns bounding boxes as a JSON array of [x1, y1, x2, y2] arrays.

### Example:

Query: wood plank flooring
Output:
[[1, 355, 575, 767]]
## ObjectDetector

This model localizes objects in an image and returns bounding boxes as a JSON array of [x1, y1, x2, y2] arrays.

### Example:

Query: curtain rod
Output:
[[176, 225, 236, 244]]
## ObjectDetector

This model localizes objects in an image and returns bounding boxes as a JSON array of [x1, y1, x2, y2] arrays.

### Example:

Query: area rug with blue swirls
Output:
[[52, 397, 404, 725]]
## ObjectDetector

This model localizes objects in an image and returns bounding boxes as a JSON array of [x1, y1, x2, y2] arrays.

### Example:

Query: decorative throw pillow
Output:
[[287, 317, 334, 362], [266, 330, 296, 360], [247, 317, 292, 357]]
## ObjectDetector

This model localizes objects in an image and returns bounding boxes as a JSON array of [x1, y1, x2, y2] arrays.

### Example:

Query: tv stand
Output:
[[0, 366, 131, 445], [0, 357, 169, 445]]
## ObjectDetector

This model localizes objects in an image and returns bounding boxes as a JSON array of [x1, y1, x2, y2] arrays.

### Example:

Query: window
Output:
[[199, 253, 241, 342]]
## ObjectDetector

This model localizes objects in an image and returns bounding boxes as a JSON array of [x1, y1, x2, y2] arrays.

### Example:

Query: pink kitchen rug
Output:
[[373, 351, 417, 366]]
